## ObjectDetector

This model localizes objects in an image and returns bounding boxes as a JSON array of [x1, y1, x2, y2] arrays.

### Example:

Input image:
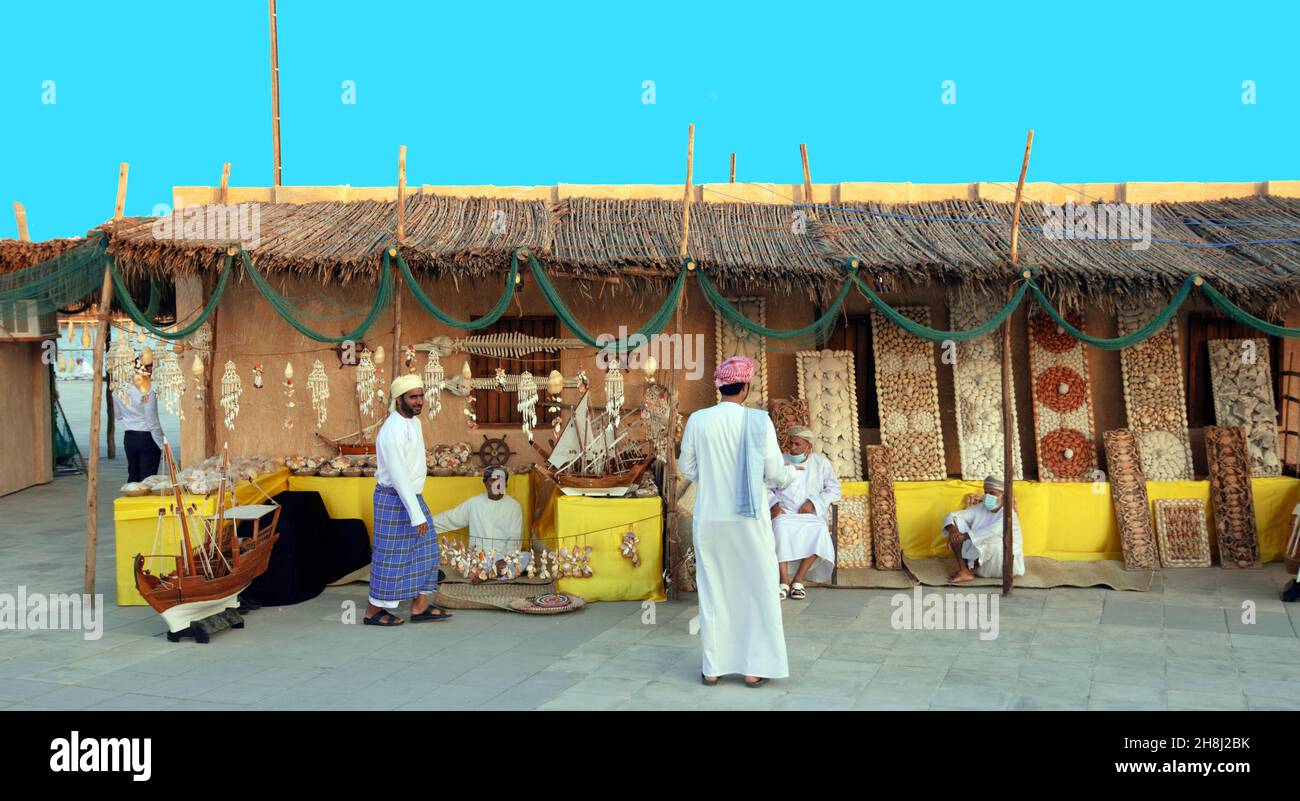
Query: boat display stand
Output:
[[165, 608, 245, 644]]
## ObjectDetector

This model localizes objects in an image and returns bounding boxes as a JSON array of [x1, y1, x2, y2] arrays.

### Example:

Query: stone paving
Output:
[[1, 380, 1298, 711]]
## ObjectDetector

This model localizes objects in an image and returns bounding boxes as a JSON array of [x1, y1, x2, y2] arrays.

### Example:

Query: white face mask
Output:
[[487, 473, 507, 497], [983, 493, 999, 511]]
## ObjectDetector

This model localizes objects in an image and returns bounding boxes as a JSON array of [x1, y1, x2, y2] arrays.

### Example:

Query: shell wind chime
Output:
[[282, 362, 296, 430], [604, 364, 625, 432], [403, 344, 417, 374], [373, 346, 387, 410], [547, 369, 565, 437], [219, 361, 243, 430], [107, 336, 136, 403], [355, 349, 378, 418], [462, 362, 477, 429], [191, 355, 207, 416], [154, 349, 184, 420], [308, 359, 330, 428], [422, 354, 445, 418], [517, 371, 539, 443]]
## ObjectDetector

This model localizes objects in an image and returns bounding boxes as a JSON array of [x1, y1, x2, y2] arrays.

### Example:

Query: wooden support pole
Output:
[[729, 153, 736, 183], [219, 162, 231, 205], [85, 162, 128, 595], [665, 124, 695, 601], [800, 143, 813, 203], [13, 201, 29, 242], [1002, 128, 1034, 597], [269, 0, 283, 188], [393, 145, 406, 368]]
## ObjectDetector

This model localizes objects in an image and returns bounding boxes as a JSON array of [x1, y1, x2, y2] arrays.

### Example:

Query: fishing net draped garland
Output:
[[219, 361, 243, 430], [307, 359, 330, 429]]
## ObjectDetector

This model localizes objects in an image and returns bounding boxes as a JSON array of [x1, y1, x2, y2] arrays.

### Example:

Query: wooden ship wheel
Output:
[[477, 435, 514, 468]]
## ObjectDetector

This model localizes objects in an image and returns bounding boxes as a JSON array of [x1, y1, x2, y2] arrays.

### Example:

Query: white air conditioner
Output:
[[0, 300, 58, 341]]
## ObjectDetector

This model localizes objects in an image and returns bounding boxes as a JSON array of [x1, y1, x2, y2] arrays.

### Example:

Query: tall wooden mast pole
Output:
[[1002, 128, 1034, 597], [665, 123, 694, 601], [729, 153, 736, 183], [800, 143, 813, 203], [269, 0, 283, 189], [13, 202, 29, 242], [85, 163, 128, 595], [219, 162, 231, 205], [393, 145, 406, 370]]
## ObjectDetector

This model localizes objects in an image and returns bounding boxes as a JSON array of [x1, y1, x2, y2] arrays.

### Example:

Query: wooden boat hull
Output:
[[531, 455, 655, 494], [134, 533, 278, 633]]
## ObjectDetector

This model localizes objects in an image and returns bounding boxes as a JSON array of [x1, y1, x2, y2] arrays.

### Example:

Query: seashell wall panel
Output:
[[1027, 309, 1098, 482], [1153, 498, 1212, 568], [768, 398, 810, 455], [949, 292, 1023, 481], [715, 296, 769, 408], [1204, 425, 1262, 568], [1117, 307, 1193, 481], [866, 445, 902, 570], [1101, 429, 1157, 571], [795, 350, 863, 479], [869, 307, 947, 481], [834, 496, 872, 569], [1207, 338, 1282, 477]]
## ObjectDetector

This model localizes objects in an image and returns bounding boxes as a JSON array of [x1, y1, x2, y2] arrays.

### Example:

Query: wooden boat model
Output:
[[134, 442, 280, 635], [530, 394, 655, 496]]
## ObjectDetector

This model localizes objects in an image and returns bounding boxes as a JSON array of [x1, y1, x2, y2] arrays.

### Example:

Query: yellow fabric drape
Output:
[[537, 491, 665, 602]]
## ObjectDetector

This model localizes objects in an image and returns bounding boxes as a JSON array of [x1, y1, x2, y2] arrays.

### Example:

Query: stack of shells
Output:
[[1027, 310, 1097, 481], [1204, 425, 1262, 568], [1207, 338, 1282, 477], [1152, 498, 1212, 568], [1101, 429, 1157, 571], [869, 307, 946, 481], [795, 350, 863, 480], [1117, 307, 1194, 481], [949, 292, 1023, 480], [833, 496, 872, 569], [866, 445, 902, 570]]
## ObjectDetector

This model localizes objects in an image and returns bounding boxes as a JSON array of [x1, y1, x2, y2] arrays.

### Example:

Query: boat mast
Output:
[[216, 442, 236, 569], [161, 440, 196, 577]]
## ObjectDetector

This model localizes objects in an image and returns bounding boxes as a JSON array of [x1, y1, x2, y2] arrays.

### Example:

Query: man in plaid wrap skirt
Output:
[[364, 375, 452, 626]]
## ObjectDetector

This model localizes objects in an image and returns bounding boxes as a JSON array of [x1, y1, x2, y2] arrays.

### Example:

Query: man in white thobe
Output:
[[942, 476, 1025, 583], [680, 356, 796, 688], [768, 426, 841, 598], [430, 466, 529, 582]]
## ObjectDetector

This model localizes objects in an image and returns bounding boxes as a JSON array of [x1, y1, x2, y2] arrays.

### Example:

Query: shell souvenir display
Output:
[[619, 530, 641, 568], [307, 359, 330, 429], [190, 354, 207, 415], [282, 362, 296, 430], [218, 360, 243, 430], [107, 334, 136, 403], [1207, 338, 1282, 477], [252, 363, 265, 389], [403, 344, 417, 373], [517, 370, 538, 443], [604, 364, 625, 432], [794, 350, 862, 480], [1117, 306, 1193, 481], [949, 291, 1023, 480], [422, 353, 445, 418], [355, 349, 378, 418], [714, 296, 768, 407], [461, 362, 477, 429], [1027, 309, 1098, 482], [154, 349, 185, 420], [869, 307, 946, 481]]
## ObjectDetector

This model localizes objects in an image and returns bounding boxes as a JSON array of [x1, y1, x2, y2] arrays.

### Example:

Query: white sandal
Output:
[[778, 583, 790, 601], [790, 582, 807, 600]]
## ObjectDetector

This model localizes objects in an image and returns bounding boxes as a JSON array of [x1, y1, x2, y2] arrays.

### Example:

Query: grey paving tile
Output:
[[1167, 689, 1247, 710], [1246, 695, 1300, 710], [1100, 600, 1164, 628], [539, 691, 632, 711], [1163, 605, 1228, 633], [1226, 610, 1297, 638], [0, 677, 58, 703], [83, 693, 180, 711], [854, 683, 935, 710], [774, 694, 855, 711], [1009, 694, 1088, 711], [1090, 681, 1167, 705], [23, 685, 120, 710]]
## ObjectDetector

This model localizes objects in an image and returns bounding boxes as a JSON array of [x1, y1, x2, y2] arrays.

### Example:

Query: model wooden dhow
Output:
[[531, 394, 653, 495], [134, 442, 279, 634]]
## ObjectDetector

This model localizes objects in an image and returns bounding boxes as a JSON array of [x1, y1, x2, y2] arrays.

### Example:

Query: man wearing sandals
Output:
[[941, 476, 1024, 584], [364, 375, 453, 626], [769, 426, 841, 601], [680, 356, 796, 688]]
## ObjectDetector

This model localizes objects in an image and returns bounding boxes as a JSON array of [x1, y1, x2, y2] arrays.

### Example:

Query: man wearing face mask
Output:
[[941, 476, 1024, 583], [429, 466, 527, 583], [768, 426, 841, 600]]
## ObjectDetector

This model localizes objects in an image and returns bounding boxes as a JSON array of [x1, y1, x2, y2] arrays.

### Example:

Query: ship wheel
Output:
[[477, 435, 514, 468]]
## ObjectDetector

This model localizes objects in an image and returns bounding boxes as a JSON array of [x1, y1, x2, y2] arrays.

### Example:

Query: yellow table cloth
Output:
[[536, 491, 665, 602], [841, 477, 1300, 563]]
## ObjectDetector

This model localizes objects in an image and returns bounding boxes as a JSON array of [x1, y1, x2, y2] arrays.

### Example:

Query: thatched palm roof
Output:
[[9, 193, 1300, 310]]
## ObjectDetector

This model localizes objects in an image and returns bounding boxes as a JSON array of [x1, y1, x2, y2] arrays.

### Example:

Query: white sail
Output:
[[549, 395, 592, 470]]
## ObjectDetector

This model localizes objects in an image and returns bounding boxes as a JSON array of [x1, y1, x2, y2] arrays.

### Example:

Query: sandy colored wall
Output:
[[0, 342, 53, 496]]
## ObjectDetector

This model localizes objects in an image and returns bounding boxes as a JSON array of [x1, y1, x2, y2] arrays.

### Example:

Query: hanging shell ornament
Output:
[[403, 344, 417, 374], [219, 360, 243, 430], [643, 355, 658, 384], [282, 361, 296, 430], [604, 364, 625, 432], [136, 328, 147, 344], [373, 345, 385, 367], [65, 319, 75, 343], [422, 353, 445, 418], [547, 369, 565, 436], [80, 324, 90, 348], [576, 368, 589, 396], [355, 349, 378, 418], [251, 362, 265, 389], [307, 359, 330, 428], [58, 353, 68, 373], [493, 366, 508, 392], [547, 369, 565, 396], [107, 335, 136, 404], [154, 349, 185, 420], [517, 371, 539, 443], [140, 346, 153, 366], [462, 361, 477, 429]]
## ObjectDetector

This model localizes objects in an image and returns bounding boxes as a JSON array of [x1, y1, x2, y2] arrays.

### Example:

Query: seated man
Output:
[[768, 426, 841, 600], [942, 476, 1025, 583], [429, 466, 528, 583]]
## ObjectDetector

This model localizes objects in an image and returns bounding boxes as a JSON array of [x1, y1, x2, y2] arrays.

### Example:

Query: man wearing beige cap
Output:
[[941, 476, 1024, 583]]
